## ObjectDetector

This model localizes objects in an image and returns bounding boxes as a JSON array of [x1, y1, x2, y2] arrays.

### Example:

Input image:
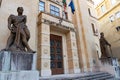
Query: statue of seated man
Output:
[[3, 7, 35, 53], [100, 32, 111, 58]]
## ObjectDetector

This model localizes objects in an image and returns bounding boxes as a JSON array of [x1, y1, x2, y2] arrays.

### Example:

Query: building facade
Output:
[[96, 0, 120, 63], [87, 0, 101, 58], [0, 0, 100, 77]]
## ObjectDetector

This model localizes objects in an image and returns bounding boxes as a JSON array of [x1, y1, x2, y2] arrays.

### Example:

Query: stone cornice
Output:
[[38, 12, 75, 32], [97, 1, 120, 20], [46, 0, 62, 7], [38, 12, 72, 23]]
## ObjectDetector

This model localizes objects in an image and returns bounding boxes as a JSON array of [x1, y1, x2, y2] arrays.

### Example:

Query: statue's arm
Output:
[[23, 15, 27, 24], [8, 15, 13, 30], [105, 39, 111, 46]]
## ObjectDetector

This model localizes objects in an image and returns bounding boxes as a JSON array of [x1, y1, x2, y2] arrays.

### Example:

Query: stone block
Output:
[[99, 57, 120, 78], [0, 51, 37, 71], [0, 71, 39, 80]]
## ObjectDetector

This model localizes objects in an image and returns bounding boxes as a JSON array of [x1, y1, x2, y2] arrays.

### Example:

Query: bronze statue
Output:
[[3, 7, 35, 53], [100, 32, 111, 58]]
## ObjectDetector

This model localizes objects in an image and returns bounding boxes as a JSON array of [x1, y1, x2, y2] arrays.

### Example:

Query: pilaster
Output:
[[66, 31, 80, 74], [37, 22, 51, 77]]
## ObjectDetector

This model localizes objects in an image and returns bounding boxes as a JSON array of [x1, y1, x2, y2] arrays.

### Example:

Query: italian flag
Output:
[[62, 0, 67, 11]]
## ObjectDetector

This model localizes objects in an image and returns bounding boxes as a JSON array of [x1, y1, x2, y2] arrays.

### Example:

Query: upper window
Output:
[[116, 26, 120, 31], [91, 23, 96, 34], [88, 8, 91, 15], [109, 15, 114, 22], [111, 0, 116, 5], [101, 5, 106, 13], [50, 5, 60, 16], [39, 1, 45, 12], [115, 12, 120, 19]]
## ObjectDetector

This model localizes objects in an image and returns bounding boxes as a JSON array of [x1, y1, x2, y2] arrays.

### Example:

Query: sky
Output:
[[93, 0, 102, 5]]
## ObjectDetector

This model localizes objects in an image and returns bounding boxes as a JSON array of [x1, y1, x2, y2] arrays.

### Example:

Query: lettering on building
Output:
[[41, 18, 75, 32]]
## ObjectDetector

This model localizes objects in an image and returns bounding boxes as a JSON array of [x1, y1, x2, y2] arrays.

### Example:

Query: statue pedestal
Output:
[[99, 57, 120, 78], [0, 51, 39, 80]]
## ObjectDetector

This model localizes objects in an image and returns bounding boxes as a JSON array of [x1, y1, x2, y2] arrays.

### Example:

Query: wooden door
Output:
[[50, 34, 64, 75]]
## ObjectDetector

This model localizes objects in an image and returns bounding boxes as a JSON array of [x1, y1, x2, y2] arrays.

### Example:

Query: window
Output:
[[109, 15, 114, 22], [111, 0, 116, 5], [88, 8, 91, 15], [116, 26, 120, 31], [50, 5, 60, 16], [62, 11, 68, 19], [91, 23, 96, 34], [115, 12, 120, 19], [39, 1, 45, 12], [101, 5, 106, 13]]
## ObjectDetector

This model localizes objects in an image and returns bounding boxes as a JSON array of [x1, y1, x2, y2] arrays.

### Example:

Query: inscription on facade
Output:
[[42, 18, 75, 32]]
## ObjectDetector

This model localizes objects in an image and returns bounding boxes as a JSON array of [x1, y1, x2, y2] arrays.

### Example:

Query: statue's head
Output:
[[17, 7, 24, 14], [100, 32, 104, 37]]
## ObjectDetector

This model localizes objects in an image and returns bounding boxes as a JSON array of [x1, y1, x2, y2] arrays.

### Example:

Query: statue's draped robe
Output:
[[100, 37, 110, 58]]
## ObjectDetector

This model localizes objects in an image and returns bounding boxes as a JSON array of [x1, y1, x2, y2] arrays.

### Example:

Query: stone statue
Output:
[[100, 32, 111, 58], [3, 7, 35, 53]]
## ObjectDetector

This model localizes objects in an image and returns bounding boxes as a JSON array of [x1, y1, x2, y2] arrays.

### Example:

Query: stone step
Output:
[[77, 72, 114, 80], [39, 72, 115, 80]]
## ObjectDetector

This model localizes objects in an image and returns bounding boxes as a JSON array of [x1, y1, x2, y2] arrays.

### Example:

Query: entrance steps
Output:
[[39, 71, 115, 80]]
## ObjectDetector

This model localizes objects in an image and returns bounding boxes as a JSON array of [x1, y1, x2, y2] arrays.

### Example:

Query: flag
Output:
[[62, 0, 67, 11], [69, 0, 75, 14]]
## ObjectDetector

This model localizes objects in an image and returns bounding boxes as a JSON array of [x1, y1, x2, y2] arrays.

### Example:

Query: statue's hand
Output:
[[8, 26, 16, 32], [8, 25, 12, 30]]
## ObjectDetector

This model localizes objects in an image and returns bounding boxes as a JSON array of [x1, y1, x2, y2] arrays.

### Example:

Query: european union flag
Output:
[[69, 0, 75, 14]]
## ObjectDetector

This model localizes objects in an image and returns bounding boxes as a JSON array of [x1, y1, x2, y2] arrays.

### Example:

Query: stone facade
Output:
[[0, 0, 101, 77]]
